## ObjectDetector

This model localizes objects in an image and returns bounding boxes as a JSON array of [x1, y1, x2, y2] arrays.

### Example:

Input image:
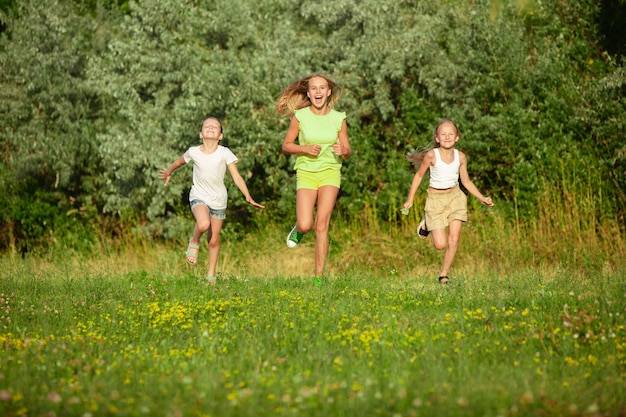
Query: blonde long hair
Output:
[[276, 73, 343, 117], [406, 119, 460, 169]]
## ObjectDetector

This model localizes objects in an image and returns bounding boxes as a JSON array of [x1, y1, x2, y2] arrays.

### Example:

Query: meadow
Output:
[[0, 206, 624, 417]]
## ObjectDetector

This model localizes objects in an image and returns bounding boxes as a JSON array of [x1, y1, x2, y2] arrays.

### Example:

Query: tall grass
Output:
[[0, 184, 624, 416]]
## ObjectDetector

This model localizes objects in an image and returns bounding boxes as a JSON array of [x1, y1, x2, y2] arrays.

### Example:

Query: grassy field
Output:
[[0, 208, 624, 417]]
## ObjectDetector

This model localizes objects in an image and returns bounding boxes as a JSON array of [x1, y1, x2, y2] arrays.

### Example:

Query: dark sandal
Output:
[[438, 276, 450, 284]]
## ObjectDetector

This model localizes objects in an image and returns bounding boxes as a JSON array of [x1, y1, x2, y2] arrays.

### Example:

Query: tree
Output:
[[0, 0, 113, 250], [0, 0, 624, 251]]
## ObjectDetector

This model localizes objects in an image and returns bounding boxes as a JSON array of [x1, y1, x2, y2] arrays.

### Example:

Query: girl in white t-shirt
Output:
[[159, 117, 264, 284], [403, 119, 493, 284]]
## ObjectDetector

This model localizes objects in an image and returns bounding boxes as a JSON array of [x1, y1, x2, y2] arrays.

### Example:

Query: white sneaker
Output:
[[417, 218, 430, 239]]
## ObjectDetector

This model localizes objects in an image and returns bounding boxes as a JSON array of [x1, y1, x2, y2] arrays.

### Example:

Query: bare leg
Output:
[[439, 220, 462, 277], [206, 217, 224, 278], [188, 205, 211, 263], [295, 188, 318, 234], [430, 228, 448, 251], [313, 186, 339, 277]]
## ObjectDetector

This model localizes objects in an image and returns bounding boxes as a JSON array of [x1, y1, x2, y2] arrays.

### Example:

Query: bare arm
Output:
[[227, 162, 265, 209], [158, 156, 186, 186], [458, 151, 494, 207], [281, 115, 322, 157], [403, 150, 435, 209]]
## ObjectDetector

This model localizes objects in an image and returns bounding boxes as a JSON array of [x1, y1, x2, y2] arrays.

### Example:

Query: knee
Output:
[[196, 220, 211, 232], [433, 237, 447, 250], [297, 221, 313, 234], [207, 235, 220, 248], [314, 221, 329, 235]]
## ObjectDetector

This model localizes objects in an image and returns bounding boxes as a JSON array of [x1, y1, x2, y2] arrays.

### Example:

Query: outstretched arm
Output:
[[227, 162, 265, 209], [458, 152, 494, 207], [158, 156, 186, 186]]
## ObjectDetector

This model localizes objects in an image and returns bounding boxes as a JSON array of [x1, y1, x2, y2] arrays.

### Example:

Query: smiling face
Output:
[[434, 121, 460, 149], [199, 118, 223, 141], [306, 76, 332, 111]]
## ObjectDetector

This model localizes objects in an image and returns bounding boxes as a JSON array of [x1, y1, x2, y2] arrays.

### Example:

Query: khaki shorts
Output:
[[424, 185, 467, 231], [296, 169, 341, 190]]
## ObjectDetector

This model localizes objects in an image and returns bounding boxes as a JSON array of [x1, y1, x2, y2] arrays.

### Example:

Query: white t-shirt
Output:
[[183, 145, 238, 209], [429, 148, 460, 189]]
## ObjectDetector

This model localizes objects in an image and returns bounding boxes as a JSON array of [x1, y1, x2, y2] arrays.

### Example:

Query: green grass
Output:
[[0, 221, 624, 417]]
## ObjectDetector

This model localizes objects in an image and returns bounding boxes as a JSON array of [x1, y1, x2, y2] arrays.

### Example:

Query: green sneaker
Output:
[[286, 225, 304, 248]]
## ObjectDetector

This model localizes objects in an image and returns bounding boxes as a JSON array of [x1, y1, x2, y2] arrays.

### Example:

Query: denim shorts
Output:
[[189, 199, 227, 220]]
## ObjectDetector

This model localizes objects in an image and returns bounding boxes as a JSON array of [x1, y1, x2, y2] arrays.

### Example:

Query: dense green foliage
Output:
[[0, 0, 624, 251]]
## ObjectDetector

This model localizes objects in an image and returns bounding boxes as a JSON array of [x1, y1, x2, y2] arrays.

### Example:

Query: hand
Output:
[[332, 142, 344, 157], [158, 169, 171, 186], [306, 144, 321, 157], [482, 197, 494, 207], [403, 201, 413, 210], [247, 197, 265, 209]]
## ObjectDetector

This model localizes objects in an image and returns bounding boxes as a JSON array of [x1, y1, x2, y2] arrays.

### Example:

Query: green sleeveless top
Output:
[[294, 107, 346, 172]]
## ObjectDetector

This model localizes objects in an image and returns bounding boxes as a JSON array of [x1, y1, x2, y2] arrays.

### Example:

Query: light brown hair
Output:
[[276, 73, 343, 116]]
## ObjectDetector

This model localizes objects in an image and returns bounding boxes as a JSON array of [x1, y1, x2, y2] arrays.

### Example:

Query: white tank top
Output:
[[429, 148, 459, 189]]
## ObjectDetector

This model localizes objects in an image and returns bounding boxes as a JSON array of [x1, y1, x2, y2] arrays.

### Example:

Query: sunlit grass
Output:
[[0, 226, 624, 417], [1, 193, 624, 416]]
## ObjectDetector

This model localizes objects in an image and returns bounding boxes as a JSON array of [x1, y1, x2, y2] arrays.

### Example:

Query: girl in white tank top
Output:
[[402, 119, 494, 284], [429, 148, 460, 189]]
